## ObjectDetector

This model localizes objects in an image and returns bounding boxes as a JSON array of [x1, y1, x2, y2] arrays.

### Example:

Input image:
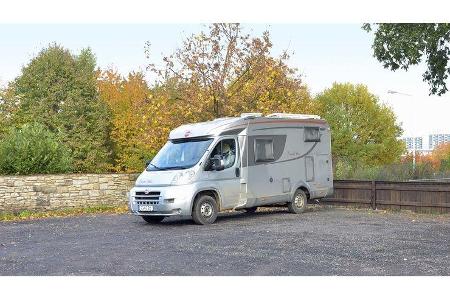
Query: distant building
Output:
[[403, 136, 423, 151], [429, 134, 450, 150], [402, 133, 450, 155]]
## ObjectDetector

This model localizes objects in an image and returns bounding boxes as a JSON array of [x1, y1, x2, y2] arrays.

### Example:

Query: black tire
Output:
[[288, 189, 307, 214], [192, 194, 218, 225], [244, 207, 258, 213], [141, 216, 165, 224]]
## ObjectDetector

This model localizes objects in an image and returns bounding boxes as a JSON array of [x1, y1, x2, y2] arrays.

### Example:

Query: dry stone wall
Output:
[[0, 173, 139, 212]]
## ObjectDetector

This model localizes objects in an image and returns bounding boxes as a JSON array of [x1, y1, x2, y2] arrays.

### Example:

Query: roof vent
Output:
[[266, 113, 321, 120], [241, 113, 263, 119]]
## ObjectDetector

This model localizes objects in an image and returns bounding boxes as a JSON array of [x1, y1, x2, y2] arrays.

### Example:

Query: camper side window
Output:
[[304, 127, 321, 142], [254, 139, 274, 162]]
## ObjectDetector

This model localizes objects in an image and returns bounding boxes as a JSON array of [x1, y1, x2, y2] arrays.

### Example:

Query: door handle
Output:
[[235, 167, 240, 177]]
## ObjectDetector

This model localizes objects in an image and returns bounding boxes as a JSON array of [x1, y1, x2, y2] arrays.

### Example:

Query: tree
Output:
[[135, 23, 314, 171], [97, 68, 158, 172], [428, 142, 450, 171], [363, 23, 450, 96], [315, 83, 405, 168], [147, 23, 313, 119], [0, 89, 7, 137], [0, 123, 72, 175], [225, 56, 314, 116], [7, 44, 113, 172], [0, 86, 20, 137]]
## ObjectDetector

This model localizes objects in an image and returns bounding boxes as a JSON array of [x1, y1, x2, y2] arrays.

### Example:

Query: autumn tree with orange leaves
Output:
[[93, 23, 316, 173], [146, 23, 314, 121], [428, 142, 450, 171], [97, 69, 157, 172]]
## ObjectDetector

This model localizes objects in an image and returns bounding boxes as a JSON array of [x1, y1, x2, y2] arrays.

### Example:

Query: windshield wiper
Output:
[[158, 166, 190, 170], [148, 163, 162, 170]]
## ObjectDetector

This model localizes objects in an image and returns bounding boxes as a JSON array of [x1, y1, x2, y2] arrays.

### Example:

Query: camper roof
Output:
[[168, 113, 326, 140], [266, 113, 321, 120], [169, 117, 242, 140]]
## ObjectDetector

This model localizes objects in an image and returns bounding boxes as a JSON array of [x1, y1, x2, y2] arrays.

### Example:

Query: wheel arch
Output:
[[292, 182, 311, 201], [191, 188, 222, 213], [297, 186, 310, 200]]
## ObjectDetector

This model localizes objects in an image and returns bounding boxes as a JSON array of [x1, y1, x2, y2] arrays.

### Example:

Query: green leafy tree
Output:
[[0, 86, 19, 137], [7, 44, 113, 172], [0, 89, 6, 137], [0, 123, 72, 175], [363, 23, 450, 95], [315, 83, 405, 169]]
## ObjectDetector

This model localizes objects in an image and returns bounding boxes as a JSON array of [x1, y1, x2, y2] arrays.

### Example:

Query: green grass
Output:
[[0, 205, 129, 222]]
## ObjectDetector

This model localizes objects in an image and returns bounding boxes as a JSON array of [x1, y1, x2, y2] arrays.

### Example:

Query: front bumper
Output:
[[128, 185, 195, 217]]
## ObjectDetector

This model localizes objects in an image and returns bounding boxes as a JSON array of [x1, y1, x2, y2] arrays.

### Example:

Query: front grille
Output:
[[137, 200, 159, 205], [135, 190, 161, 201]]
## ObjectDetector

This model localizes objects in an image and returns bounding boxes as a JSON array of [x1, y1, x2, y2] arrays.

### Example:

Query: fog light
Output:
[[165, 198, 175, 203]]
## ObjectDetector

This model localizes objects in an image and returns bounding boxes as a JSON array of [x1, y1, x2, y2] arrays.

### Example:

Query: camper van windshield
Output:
[[147, 138, 213, 171]]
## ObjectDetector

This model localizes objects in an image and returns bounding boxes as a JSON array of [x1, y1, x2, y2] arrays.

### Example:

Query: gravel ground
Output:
[[0, 206, 449, 275]]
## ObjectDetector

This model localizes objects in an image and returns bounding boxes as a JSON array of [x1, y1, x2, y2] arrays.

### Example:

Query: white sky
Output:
[[1, 24, 449, 138]]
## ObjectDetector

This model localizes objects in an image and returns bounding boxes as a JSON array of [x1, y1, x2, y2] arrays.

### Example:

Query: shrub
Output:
[[335, 159, 450, 181], [0, 123, 72, 175]]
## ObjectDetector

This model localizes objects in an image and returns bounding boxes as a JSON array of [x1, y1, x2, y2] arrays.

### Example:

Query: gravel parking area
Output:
[[0, 206, 449, 275]]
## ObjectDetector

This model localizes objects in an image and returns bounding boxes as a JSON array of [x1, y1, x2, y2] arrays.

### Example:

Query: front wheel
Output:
[[192, 195, 218, 225], [141, 216, 165, 224], [288, 189, 307, 214]]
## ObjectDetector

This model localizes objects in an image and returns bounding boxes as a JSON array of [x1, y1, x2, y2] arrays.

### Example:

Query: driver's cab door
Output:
[[205, 137, 241, 210]]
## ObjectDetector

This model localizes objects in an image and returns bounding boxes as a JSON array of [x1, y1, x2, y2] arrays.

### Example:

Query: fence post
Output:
[[371, 180, 377, 210]]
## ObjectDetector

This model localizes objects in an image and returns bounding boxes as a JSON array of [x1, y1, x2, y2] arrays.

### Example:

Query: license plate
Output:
[[139, 205, 154, 212]]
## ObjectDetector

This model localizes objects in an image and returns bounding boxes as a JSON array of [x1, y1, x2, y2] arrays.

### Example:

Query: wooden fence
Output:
[[322, 180, 450, 213]]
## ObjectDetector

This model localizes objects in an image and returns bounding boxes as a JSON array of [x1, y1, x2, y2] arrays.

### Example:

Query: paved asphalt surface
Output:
[[0, 206, 449, 275]]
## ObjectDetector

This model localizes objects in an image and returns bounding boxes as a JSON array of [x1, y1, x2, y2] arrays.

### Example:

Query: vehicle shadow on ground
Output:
[[215, 210, 290, 223], [149, 205, 330, 226], [215, 205, 331, 223]]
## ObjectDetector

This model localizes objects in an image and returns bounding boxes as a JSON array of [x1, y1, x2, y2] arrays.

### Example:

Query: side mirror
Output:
[[210, 155, 225, 171]]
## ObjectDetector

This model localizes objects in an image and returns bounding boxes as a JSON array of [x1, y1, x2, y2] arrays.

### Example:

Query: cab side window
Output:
[[210, 139, 236, 169]]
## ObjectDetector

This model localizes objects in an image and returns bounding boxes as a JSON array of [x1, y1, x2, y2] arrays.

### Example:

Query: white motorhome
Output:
[[129, 113, 333, 225]]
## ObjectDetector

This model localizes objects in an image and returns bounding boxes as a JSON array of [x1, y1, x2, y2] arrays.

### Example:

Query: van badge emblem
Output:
[[144, 189, 150, 194], [184, 130, 191, 137]]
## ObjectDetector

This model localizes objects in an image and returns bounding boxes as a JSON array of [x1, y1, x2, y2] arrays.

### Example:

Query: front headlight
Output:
[[137, 178, 152, 186], [171, 170, 196, 185]]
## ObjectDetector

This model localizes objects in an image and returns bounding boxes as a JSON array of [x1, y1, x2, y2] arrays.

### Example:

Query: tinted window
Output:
[[304, 127, 321, 142], [254, 139, 274, 162]]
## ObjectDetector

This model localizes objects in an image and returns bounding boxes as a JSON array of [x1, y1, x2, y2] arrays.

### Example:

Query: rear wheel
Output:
[[141, 216, 165, 224], [288, 189, 307, 214], [192, 194, 218, 225]]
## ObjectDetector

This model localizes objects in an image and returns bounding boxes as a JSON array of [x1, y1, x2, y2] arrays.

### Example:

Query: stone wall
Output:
[[0, 173, 139, 212]]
